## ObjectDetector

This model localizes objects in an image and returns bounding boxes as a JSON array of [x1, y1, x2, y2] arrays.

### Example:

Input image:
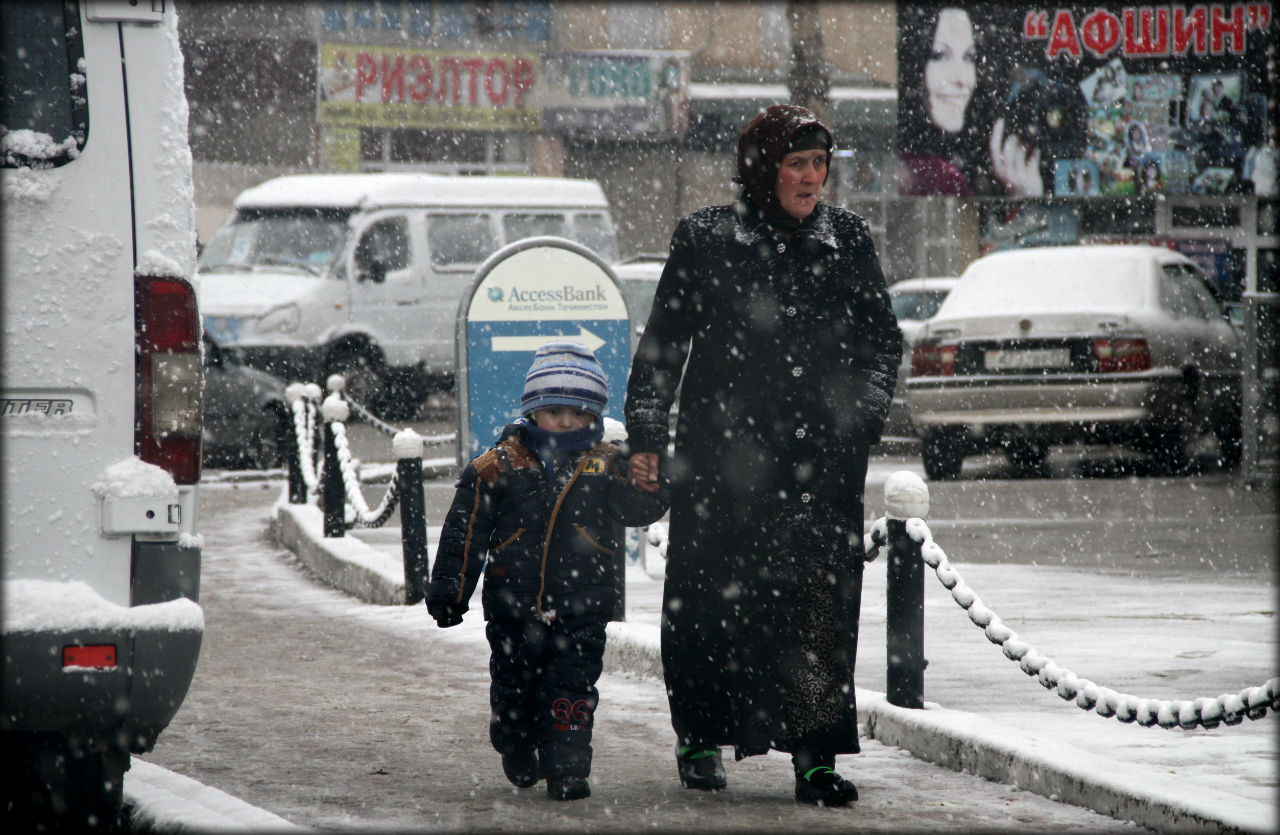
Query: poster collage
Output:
[[895, 2, 1277, 200]]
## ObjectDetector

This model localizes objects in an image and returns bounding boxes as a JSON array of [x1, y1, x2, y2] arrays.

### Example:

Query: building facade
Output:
[[180, 1, 1276, 291], [179, 1, 930, 269]]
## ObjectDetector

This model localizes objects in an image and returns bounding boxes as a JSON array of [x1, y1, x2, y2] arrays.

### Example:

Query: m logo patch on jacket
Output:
[[581, 457, 606, 474]]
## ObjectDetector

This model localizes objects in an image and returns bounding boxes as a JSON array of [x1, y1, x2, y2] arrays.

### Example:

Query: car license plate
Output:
[[984, 348, 1070, 370]]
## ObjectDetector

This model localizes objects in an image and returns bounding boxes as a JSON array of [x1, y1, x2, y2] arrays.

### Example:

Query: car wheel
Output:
[[326, 351, 387, 415], [922, 430, 963, 480], [1005, 439, 1049, 478]]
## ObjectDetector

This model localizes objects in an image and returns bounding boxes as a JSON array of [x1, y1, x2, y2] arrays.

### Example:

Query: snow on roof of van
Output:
[[234, 173, 609, 210]]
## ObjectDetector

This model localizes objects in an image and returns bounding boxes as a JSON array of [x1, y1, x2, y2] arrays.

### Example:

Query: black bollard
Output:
[[399, 457, 428, 605], [285, 404, 306, 504], [886, 517, 925, 708], [322, 418, 345, 538]]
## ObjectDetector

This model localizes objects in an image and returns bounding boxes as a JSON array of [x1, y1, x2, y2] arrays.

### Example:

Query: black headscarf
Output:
[[734, 104, 833, 231]]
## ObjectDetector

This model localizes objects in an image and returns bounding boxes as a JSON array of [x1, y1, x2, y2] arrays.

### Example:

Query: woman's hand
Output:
[[628, 452, 661, 493], [990, 117, 1045, 197]]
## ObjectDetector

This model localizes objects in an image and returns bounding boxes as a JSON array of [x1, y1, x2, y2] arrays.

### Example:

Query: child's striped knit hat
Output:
[[521, 341, 608, 418]]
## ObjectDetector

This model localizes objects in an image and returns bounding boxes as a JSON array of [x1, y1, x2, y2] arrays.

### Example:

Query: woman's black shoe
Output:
[[794, 766, 858, 806], [501, 751, 539, 788], [676, 744, 727, 790], [547, 776, 591, 800]]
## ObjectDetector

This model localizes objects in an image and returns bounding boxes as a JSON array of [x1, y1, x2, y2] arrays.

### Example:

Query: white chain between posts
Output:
[[860, 471, 1280, 731], [286, 383, 323, 495], [286, 381, 399, 527], [328, 418, 400, 527], [646, 477, 1278, 730]]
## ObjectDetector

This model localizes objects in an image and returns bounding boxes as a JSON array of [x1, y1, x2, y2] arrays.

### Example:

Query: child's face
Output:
[[530, 406, 595, 433]]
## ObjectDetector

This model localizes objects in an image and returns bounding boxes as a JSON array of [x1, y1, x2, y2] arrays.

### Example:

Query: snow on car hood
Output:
[[196, 270, 322, 317]]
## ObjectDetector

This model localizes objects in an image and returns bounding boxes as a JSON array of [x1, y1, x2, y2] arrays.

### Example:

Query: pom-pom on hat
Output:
[[521, 341, 608, 418]]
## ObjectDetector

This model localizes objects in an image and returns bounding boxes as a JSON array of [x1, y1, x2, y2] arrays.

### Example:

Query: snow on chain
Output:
[[863, 515, 1280, 731], [330, 420, 400, 526], [336, 383, 456, 448], [289, 398, 320, 492], [344, 395, 401, 439]]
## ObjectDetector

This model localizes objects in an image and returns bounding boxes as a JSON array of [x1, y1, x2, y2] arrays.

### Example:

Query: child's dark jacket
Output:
[[427, 423, 669, 623]]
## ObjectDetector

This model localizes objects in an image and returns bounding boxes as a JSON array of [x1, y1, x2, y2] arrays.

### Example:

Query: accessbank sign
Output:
[[458, 240, 631, 463]]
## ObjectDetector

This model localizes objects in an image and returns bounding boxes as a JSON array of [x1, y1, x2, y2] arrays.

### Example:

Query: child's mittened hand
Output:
[[427, 599, 465, 628]]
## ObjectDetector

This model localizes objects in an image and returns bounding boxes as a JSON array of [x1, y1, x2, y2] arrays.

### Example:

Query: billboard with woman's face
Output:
[[896, 2, 1276, 198]]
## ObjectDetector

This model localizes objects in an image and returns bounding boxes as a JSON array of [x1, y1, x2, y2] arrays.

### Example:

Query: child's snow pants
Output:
[[485, 616, 607, 779]]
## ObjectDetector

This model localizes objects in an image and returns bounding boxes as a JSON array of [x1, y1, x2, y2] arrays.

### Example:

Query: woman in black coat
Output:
[[625, 104, 902, 806]]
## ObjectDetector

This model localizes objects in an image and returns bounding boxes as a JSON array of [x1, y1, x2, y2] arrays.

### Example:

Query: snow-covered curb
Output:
[[604, 621, 663, 680], [126, 758, 305, 832], [270, 497, 406, 606], [859, 692, 1274, 835]]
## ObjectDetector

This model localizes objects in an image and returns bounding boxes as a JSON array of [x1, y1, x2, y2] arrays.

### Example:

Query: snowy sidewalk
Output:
[[269, 491, 1277, 834]]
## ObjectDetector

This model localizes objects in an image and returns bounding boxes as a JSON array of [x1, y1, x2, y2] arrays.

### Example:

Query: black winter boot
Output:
[[794, 765, 858, 806], [501, 750, 539, 788], [676, 744, 727, 790], [547, 776, 591, 801]]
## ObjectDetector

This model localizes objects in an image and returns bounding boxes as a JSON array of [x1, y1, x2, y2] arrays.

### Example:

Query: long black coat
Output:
[[625, 196, 902, 758]]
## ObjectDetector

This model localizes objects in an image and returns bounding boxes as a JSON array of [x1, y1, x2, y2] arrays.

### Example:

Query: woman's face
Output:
[[775, 149, 828, 221], [924, 8, 977, 134]]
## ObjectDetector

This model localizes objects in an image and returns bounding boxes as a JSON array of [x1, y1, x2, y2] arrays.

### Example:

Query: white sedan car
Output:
[[905, 245, 1242, 479]]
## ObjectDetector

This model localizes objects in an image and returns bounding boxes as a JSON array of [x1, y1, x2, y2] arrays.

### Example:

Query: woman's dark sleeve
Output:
[[846, 216, 904, 442], [623, 217, 703, 453]]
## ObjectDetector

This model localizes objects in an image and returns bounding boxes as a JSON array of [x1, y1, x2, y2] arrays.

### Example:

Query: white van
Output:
[[2, 0, 202, 827], [197, 173, 618, 416]]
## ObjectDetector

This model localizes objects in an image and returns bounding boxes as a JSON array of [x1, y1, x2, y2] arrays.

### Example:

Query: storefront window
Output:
[[322, 1, 345, 30], [321, 1, 549, 40], [379, 2, 400, 29], [438, 0, 468, 38], [352, 0, 375, 29], [409, 0, 432, 36], [360, 128, 528, 174]]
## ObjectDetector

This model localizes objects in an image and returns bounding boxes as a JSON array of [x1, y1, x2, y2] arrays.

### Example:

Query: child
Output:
[[426, 341, 668, 801]]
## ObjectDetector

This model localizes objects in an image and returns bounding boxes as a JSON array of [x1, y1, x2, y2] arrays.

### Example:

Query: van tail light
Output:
[[136, 276, 202, 485], [1093, 336, 1151, 373], [910, 341, 957, 377]]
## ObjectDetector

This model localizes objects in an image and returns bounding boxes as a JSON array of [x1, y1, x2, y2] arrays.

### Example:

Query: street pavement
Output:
[[133, 478, 1155, 834], [254, 455, 1278, 834]]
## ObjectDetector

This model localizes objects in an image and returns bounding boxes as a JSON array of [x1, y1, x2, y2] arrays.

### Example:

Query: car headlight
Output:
[[257, 304, 301, 335]]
